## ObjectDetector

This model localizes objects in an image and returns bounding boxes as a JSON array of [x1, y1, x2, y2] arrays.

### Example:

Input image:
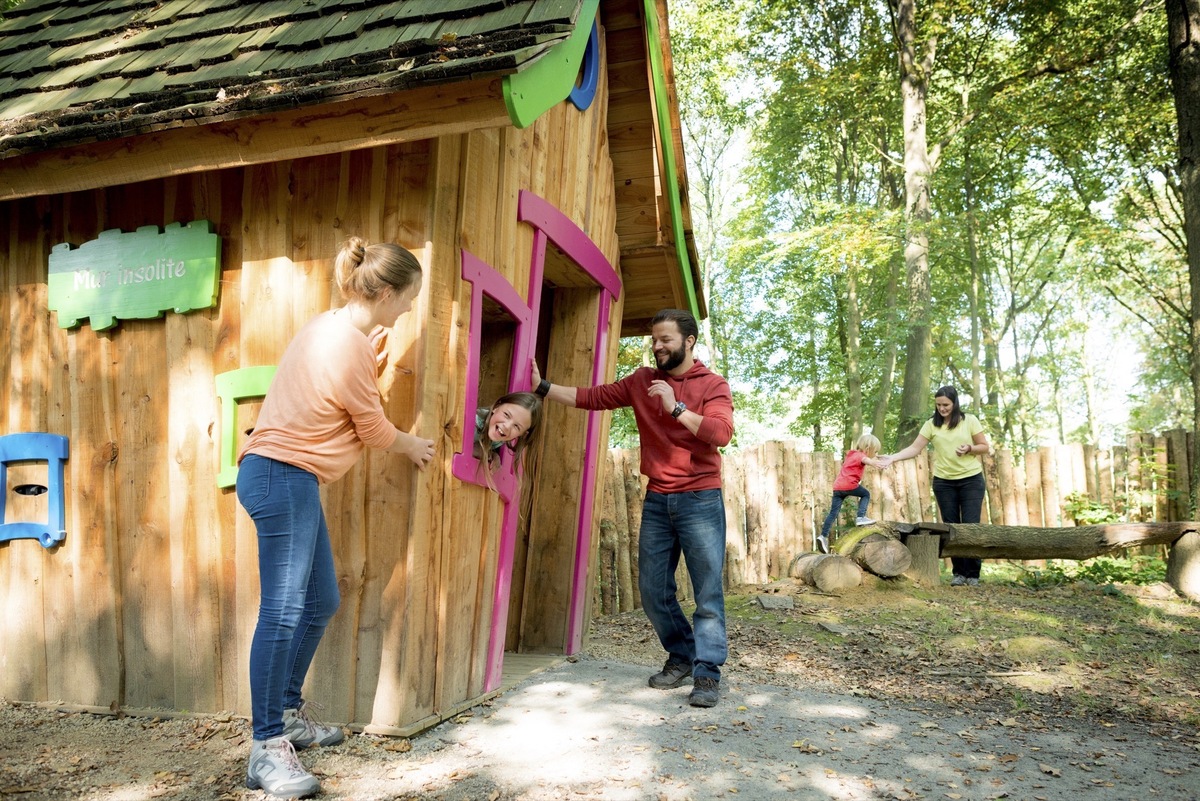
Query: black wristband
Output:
[[535, 379, 551, 398]]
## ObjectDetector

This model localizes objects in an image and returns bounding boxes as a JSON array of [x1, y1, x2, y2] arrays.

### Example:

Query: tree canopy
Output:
[[646, 0, 1188, 461]]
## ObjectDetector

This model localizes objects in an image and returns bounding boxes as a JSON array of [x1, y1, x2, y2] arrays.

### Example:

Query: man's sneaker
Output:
[[855, 516, 875, 526], [246, 736, 320, 799], [283, 701, 345, 748], [950, 574, 967, 586], [688, 677, 720, 708], [966, 577, 980, 586], [648, 658, 692, 689], [816, 534, 829, 554]]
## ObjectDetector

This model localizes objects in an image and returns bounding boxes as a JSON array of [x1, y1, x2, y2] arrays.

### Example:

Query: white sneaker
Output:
[[283, 701, 345, 748], [950, 574, 968, 586], [246, 736, 320, 798], [816, 535, 829, 554], [855, 516, 875, 526]]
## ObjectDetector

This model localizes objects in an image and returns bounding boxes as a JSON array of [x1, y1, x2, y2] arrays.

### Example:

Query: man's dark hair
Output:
[[651, 308, 699, 346]]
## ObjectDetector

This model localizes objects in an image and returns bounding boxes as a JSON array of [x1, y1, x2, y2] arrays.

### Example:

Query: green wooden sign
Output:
[[48, 221, 220, 331]]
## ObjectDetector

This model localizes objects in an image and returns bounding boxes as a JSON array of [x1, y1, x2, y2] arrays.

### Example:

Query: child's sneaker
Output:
[[246, 736, 319, 798], [283, 701, 345, 748], [855, 516, 875, 526], [816, 534, 829, 554]]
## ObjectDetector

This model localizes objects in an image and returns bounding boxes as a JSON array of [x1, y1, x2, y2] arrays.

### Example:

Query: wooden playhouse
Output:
[[0, 0, 704, 734]]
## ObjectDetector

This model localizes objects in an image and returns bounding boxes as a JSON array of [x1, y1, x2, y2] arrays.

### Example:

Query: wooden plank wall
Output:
[[0, 26, 623, 732], [595, 433, 1195, 613]]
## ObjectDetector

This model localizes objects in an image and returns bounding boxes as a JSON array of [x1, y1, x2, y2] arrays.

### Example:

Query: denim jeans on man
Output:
[[638, 489, 727, 681], [237, 454, 341, 740], [932, 472, 987, 579], [819, 485, 871, 540]]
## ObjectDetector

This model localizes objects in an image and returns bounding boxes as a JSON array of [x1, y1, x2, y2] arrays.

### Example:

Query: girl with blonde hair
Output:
[[816, 432, 885, 553]]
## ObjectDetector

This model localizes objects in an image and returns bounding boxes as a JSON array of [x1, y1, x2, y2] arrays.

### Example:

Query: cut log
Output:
[[788, 553, 862, 592], [903, 533, 941, 586], [1166, 530, 1200, 601], [844, 533, 911, 578], [939, 522, 1197, 560]]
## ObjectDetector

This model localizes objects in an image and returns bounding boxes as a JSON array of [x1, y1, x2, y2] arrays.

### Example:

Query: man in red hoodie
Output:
[[532, 309, 735, 707]]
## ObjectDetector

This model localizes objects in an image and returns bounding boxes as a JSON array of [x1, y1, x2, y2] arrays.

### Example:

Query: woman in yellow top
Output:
[[882, 386, 990, 587]]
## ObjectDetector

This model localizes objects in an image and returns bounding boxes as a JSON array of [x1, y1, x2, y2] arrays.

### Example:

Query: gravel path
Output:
[[3, 656, 1197, 800]]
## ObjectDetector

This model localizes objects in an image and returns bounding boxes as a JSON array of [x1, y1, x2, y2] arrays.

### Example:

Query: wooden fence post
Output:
[[1155, 433, 1170, 523], [1167, 428, 1189, 523], [1040, 446, 1060, 527], [1024, 449, 1043, 527], [723, 451, 748, 589]]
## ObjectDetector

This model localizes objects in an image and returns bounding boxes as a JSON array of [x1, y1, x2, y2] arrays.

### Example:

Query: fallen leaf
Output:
[[1038, 764, 1062, 778]]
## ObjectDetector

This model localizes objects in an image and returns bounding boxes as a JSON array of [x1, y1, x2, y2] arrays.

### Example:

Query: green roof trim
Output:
[[641, 0, 700, 321], [501, 0, 598, 129]]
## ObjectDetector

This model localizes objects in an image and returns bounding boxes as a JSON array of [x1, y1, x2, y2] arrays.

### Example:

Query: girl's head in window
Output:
[[475, 392, 544, 482]]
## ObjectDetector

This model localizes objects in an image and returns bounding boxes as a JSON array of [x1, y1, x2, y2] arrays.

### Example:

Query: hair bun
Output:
[[344, 237, 368, 268]]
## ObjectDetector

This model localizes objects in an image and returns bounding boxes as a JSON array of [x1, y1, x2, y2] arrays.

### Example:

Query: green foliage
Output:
[[1013, 556, 1167, 589], [669, 0, 1180, 449], [606, 337, 649, 449], [1062, 491, 1123, 525]]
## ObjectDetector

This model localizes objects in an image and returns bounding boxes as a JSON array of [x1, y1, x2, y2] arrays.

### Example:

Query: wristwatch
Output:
[[671, 401, 687, 418]]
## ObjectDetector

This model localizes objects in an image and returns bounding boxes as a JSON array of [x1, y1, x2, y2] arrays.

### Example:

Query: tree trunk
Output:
[[872, 252, 902, 437], [846, 260, 863, 441], [1165, 0, 1200, 518], [892, 0, 937, 447], [939, 522, 1196, 559]]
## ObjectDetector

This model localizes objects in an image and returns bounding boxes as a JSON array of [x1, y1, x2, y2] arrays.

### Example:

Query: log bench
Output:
[[871, 521, 1200, 600]]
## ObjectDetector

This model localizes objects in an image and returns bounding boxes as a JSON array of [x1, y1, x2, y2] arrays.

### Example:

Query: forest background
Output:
[[609, 0, 1200, 514]]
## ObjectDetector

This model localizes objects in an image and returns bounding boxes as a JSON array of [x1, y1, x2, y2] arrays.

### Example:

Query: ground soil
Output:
[[1, 577, 1198, 800]]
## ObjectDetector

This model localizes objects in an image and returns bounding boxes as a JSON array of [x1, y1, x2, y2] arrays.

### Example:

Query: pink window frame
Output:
[[456, 190, 621, 691]]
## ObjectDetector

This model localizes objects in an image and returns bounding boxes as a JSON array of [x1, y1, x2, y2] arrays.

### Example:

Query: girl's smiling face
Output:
[[487, 402, 533, 444]]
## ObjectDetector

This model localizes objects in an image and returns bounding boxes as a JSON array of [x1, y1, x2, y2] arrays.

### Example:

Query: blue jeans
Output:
[[933, 472, 987, 579], [638, 489, 727, 682], [819, 485, 870, 540], [237, 454, 341, 740]]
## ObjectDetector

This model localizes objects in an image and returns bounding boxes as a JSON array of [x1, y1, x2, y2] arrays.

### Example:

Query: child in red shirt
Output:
[[817, 434, 885, 553]]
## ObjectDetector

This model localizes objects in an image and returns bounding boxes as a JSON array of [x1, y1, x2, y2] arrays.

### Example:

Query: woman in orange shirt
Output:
[[236, 238, 435, 799]]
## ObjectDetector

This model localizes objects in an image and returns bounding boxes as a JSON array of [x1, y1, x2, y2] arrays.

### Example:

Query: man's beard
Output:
[[655, 345, 686, 372]]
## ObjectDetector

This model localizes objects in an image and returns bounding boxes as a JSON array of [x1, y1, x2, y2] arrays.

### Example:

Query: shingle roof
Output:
[[0, 0, 583, 156]]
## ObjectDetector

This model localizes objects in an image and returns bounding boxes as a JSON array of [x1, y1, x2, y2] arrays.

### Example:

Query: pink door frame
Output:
[[450, 190, 621, 691]]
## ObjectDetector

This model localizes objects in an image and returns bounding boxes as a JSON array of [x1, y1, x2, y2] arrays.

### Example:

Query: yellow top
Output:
[[919, 413, 984, 480]]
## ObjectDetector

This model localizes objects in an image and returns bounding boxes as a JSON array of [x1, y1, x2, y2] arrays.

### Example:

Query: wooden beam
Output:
[[0, 78, 509, 201]]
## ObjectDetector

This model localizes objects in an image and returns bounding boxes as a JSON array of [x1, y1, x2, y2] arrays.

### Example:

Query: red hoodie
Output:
[[575, 361, 734, 494]]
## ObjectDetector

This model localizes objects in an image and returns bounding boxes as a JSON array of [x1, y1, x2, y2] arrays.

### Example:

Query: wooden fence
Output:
[[594, 431, 1193, 615]]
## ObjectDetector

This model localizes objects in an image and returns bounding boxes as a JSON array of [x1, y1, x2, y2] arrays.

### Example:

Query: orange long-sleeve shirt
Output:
[[238, 310, 398, 484]]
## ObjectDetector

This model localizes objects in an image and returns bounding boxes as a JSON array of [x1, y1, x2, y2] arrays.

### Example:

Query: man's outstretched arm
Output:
[[530, 359, 579, 407]]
